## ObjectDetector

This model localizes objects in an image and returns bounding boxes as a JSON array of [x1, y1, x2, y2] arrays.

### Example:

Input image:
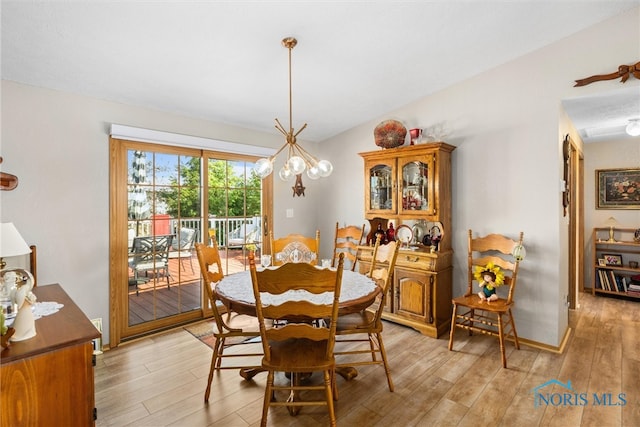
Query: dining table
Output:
[[214, 268, 380, 382]]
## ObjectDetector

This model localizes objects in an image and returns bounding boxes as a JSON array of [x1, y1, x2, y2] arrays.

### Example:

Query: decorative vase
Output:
[[374, 120, 407, 149], [386, 222, 396, 242]]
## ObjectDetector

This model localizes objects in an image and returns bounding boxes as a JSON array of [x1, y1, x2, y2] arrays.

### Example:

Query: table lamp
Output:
[[604, 217, 619, 243], [0, 222, 31, 270]]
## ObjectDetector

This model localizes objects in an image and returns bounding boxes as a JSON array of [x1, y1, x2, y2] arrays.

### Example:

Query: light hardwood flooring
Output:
[[95, 292, 640, 426]]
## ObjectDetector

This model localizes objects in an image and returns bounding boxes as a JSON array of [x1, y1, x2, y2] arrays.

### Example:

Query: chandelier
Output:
[[254, 37, 333, 183]]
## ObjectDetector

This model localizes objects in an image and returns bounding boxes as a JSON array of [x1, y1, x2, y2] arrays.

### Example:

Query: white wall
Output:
[[584, 139, 640, 289], [0, 82, 310, 345], [2, 7, 639, 348], [314, 7, 640, 346]]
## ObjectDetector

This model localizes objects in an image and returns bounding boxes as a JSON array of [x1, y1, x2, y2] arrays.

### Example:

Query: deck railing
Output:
[[128, 216, 262, 248]]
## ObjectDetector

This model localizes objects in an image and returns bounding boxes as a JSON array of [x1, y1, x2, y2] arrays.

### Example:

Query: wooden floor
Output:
[[95, 292, 640, 426]]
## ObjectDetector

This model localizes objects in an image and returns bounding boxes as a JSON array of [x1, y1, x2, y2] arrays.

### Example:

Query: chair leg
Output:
[[261, 371, 274, 427], [448, 303, 457, 351], [376, 332, 394, 392], [369, 334, 378, 362], [497, 313, 507, 368], [507, 308, 520, 350], [204, 336, 224, 402], [324, 370, 337, 427]]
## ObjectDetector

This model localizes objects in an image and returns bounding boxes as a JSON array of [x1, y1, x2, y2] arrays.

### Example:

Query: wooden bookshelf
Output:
[[591, 227, 640, 299]]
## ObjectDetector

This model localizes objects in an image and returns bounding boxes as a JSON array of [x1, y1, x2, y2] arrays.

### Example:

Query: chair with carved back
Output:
[[334, 236, 400, 392], [269, 230, 320, 266], [249, 252, 345, 427], [195, 242, 262, 403], [332, 222, 365, 272], [448, 229, 525, 368]]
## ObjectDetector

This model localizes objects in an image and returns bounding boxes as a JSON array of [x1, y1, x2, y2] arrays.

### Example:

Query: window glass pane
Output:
[[155, 152, 178, 185]]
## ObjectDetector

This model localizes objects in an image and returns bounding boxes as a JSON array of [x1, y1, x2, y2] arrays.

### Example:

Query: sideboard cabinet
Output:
[[357, 246, 452, 338], [358, 143, 456, 337], [1, 284, 101, 426]]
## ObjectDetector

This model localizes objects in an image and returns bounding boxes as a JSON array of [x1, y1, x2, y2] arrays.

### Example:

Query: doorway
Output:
[[109, 138, 273, 347]]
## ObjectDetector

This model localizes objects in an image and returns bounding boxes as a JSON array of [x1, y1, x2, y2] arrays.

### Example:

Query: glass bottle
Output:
[[374, 223, 387, 245], [386, 222, 396, 242]]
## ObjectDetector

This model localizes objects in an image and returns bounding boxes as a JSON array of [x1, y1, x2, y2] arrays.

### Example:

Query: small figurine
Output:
[[474, 263, 505, 303]]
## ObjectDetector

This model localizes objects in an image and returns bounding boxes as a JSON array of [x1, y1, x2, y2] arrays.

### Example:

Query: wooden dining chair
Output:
[[269, 230, 320, 265], [195, 242, 262, 403], [249, 252, 345, 427], [332, 222, 365, 271], [334, 236, 400, 392], [448, 230, 525, 368]]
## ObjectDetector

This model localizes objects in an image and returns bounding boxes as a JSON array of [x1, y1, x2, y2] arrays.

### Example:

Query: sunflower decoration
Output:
[[473, 262, 505, 302]]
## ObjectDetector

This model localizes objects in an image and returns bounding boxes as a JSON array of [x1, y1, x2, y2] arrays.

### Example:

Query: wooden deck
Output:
[[128, 249, 251, 326]]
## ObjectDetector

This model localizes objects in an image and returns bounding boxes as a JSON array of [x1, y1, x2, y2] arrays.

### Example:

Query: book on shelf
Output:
[[628, 283, 640, 292], [613, 271, 625, 292], [597, 269, 611, 291]]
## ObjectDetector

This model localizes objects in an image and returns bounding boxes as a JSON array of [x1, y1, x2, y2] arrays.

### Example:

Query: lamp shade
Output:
[[0, 223, 31, 258], [604, 216, 619, 227]]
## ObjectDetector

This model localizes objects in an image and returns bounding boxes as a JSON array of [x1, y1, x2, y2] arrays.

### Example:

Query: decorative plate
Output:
[[374, 120, 407, 149], [395, 224, 413, 246]]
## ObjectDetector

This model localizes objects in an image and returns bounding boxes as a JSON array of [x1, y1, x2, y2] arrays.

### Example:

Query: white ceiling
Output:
[[563, 86, 640, 144], [2, 1, 639, 143]]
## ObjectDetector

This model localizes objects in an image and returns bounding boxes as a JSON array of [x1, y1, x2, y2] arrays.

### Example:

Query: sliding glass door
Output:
[[109, 138, 272, 346]]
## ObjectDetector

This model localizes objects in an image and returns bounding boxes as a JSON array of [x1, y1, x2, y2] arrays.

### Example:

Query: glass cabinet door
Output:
[[366, 161, 395, 214], [398, 156, 434, 216]]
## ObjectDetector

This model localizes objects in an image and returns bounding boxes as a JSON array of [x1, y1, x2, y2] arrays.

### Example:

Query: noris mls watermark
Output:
[[531, 379, 627, 408]]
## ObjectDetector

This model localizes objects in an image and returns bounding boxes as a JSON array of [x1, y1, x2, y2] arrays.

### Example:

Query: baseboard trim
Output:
[[509, 327, 572, 354]]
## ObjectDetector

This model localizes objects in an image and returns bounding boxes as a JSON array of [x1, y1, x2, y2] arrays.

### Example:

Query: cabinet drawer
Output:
[[396, 253, 436, 271]]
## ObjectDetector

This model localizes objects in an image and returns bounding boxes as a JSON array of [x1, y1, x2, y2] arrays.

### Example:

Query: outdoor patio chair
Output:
[[169, 227, 197, 272], [128, 234, 174, 295]]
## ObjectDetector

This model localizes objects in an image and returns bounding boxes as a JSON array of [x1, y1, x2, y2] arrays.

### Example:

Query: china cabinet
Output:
[[358, 143, 456, 337]]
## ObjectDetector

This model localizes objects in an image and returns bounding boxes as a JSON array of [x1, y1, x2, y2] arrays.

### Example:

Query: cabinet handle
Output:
[[405, 255, 420, 262]]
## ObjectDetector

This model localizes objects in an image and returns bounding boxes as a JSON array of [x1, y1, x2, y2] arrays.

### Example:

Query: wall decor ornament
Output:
[[374, 120, 407, 149], [596, 168, 640, 209], [574, 61, 640, 87]]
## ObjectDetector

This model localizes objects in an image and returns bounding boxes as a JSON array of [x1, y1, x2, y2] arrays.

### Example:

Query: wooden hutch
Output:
[[358, 143, 455, 338]]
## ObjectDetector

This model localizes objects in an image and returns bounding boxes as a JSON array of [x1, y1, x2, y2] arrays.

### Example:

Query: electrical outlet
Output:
[[286, 209, 294, 218]]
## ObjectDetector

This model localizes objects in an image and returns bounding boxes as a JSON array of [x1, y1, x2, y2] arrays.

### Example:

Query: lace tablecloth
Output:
[[216, 269, 377, 306]]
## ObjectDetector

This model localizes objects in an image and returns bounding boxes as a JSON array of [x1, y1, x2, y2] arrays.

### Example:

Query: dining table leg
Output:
[[335, 366, 358, 381], [239, 367, 266, 380]]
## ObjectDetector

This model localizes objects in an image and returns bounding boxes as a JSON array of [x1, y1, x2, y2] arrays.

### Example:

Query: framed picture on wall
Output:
[[596, 168, 640, 209]]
